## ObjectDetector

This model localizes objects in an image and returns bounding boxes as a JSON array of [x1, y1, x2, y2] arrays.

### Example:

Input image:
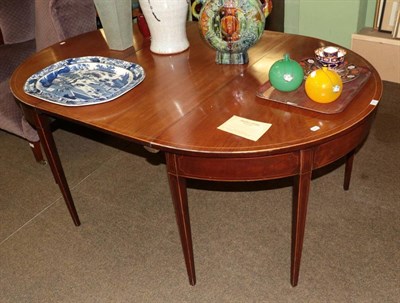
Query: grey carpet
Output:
[[1, 81, 399, 302]]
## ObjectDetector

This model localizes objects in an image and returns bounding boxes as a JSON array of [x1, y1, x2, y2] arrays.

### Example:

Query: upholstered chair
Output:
[[1, 0, 98, 164], [35, 0, 98, 51], [0, 0, 43, 162]]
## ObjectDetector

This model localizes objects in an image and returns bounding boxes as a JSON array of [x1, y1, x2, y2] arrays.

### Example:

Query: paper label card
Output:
[[217, 115, 272, 141]]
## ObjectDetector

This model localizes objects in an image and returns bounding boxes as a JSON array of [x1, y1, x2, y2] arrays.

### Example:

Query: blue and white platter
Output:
[[24, 56, 145, 106]]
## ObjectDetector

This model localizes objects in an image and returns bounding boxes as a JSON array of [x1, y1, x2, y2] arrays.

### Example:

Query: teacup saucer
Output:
[[300, 58, 360, 83]]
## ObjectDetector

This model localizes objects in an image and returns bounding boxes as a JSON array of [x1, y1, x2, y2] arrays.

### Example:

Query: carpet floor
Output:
[[1, 81, 399, 302]]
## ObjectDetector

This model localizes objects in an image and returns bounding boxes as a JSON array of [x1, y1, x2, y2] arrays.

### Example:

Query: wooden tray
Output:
[[256, 66, 371, 114]]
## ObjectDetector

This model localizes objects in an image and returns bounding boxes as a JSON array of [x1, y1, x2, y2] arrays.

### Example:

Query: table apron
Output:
[[313, 115, 374, 169], [166, 115, 375, 182], [166, 152, 301, 181]]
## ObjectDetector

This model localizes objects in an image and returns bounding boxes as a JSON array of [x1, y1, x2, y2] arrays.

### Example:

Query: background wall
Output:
[[265, 0, 285, 31], [285, 0, 377, 48]]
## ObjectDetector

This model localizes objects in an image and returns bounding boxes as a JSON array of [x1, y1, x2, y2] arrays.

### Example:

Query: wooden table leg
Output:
[[33, 111, 81, 226], [291, 149, 313, 287], [166, 153, 196, 286], [344, 150, 355, 191], [28, 140, 46, 164]]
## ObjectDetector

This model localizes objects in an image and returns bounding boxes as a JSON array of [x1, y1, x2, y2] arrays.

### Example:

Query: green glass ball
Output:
[[269, 54, 304, 92]]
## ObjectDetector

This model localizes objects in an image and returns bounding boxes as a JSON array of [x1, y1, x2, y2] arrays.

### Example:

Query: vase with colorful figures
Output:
[[191, 0, 272, 64]]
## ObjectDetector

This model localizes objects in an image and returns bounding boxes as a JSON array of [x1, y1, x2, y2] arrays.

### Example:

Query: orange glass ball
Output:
[[305, 67, 343, 103]]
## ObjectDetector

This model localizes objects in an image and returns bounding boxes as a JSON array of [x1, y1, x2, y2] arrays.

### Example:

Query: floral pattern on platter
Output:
[[24, 56, 145, 106]]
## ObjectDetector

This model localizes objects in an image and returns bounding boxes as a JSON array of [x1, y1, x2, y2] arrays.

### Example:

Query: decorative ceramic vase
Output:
[[94, 0, 133, 51], [138, 0, 190, 54], [192, 0, 272, 64], [269, 54, 304, 92]]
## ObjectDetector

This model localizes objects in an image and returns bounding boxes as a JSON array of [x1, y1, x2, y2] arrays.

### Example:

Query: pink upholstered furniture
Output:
[[0, 0, 97, 162], [0, 0, 43, 162], [35, 0, 97, 51]]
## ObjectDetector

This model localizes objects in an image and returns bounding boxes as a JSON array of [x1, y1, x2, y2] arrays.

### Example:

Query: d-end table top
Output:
[[10, 22, 382, 157]]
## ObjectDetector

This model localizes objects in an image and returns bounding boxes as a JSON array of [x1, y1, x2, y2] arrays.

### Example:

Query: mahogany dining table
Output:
[[10, 22, 382, 287]]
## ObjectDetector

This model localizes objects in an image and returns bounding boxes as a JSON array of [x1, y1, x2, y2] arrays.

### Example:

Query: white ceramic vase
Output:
[[94, 0, 133, 51], [138, 0, 189, 54]]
